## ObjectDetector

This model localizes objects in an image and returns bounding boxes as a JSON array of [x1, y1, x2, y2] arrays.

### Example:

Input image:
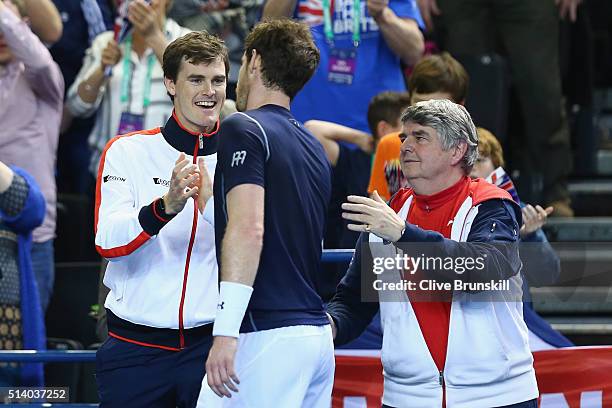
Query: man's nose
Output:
[[200, 81, 214, 95], [401, 137, 414, 153]]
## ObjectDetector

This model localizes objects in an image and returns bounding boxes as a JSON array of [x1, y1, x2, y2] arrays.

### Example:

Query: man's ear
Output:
[[451, 141, 468, 166], [164, 77, 176, 98], [375, 121, 386, 140], [249, 49, 261, 75], [377, 120, 400, 139]]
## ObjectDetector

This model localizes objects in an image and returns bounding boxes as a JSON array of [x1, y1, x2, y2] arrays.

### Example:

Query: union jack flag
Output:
[[486, 167, 521, 204]]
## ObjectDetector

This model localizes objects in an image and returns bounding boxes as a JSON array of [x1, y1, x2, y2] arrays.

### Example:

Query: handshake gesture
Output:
[[163, 153, 213, 215]]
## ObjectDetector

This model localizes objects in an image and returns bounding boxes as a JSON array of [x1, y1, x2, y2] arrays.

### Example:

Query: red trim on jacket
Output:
[[94, 128, 160, 258], [177, 138, 202, 348], [108, 331, 181, 352], [96, 231, 151, 258], [171, 110, 219, 137]]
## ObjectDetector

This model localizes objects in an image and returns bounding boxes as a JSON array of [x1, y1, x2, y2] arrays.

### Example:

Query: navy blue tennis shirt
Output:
[[213, 104, 332, 333]]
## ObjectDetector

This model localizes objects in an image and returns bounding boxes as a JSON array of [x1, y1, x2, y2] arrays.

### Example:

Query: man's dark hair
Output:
[[367, 91, 412, 138], [408, 52, 469, 104], [163, 31, 230, 83], [244, 19, 320, 99]]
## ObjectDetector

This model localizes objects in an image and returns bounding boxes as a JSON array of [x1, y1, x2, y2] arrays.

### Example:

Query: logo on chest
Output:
[[153, 177, 171, 187], [103, 175, 126, 183]]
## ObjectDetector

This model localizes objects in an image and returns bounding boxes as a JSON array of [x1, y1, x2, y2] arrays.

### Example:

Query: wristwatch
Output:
[[159, 195, 168, 213]]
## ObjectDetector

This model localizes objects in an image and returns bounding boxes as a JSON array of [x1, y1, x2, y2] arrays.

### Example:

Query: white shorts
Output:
[[197, 324, 335, 408]]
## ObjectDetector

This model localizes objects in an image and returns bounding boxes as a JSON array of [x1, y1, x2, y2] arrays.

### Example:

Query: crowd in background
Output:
[[0, 0, 609, 387]]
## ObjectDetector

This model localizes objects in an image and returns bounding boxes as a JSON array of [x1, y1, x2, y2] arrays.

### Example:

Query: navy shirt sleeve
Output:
[[217, 114, 268, 194]]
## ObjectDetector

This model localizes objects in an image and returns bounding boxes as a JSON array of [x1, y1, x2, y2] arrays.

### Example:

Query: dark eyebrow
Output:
[[186, 74, 226, 80]]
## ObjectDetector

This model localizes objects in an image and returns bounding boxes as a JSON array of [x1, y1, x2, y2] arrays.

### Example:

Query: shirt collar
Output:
[[161, 110, 219, 156]]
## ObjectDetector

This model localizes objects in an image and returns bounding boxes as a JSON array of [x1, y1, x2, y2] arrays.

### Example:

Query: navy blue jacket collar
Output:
[[161, 111, 219, 156]]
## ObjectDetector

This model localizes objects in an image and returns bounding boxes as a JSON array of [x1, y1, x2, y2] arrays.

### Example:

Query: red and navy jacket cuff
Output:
[[138, 198, 176, 236]]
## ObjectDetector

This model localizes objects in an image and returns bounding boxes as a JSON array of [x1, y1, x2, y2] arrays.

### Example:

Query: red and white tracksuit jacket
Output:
[[95, 112, 218, 350]]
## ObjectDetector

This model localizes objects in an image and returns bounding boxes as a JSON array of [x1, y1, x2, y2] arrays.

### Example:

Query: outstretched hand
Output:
[[342, 190, 405, 242]]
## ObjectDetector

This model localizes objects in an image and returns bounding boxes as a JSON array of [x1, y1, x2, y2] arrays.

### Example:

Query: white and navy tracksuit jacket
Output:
[[95, 112, 218, 350], [328, 180, 539, 408]]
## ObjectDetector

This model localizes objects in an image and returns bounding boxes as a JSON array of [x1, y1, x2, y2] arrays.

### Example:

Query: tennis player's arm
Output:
[[211, 114, 267, 339], [220, 184, 264, 287]]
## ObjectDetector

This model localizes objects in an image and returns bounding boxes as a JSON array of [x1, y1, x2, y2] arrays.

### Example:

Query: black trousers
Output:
[[96, 335, 212, 408]]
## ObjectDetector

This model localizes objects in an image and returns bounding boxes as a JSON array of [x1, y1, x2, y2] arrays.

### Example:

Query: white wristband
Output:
[[212, 281, 254, 338]]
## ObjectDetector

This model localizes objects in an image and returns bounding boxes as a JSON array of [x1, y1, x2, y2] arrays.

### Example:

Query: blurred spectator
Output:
[[50, 0, 115, 193], [66, 0, 190, 180], [304, 91, 410, 278], [169, 0, 264, 99], [369, 52, 468, 201], [470, 128, 573, 350], [303, 120, 372, 168], [15, 0, 63, 45], [417, 0, 580, 216], [264, 0, 424, 250], [0, 0, 64, 312], [305, 91, 410, 165], [0, 161, 46, 386]]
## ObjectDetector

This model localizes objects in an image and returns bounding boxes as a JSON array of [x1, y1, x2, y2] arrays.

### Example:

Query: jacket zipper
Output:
[[440, 370, 446, 407], [178, 135, 202, 349]]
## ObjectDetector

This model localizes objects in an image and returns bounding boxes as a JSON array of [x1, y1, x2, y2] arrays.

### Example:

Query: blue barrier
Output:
[[321, 249, 354, 263], [0, 350, 96, 363]]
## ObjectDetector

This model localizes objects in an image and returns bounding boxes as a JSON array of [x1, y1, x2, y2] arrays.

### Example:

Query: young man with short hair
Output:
[[198, 19, 334, 407], [94, 31, 228, 408]]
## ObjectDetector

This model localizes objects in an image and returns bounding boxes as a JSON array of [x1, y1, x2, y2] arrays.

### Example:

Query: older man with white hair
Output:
[[327, 99, 539, 408]]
